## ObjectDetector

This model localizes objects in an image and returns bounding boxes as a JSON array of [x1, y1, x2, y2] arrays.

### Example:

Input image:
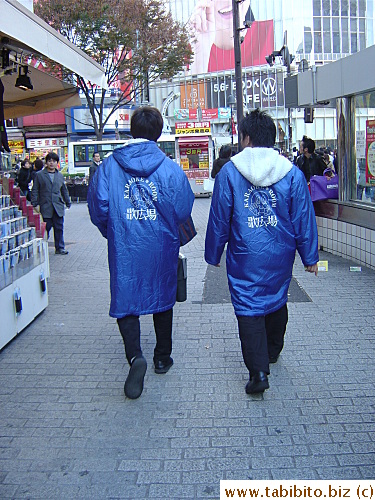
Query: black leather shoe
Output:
[[154, 357, 173, 374], [55, 249, 69, 255], [269, 355, 279, 364], [245, 371, 269, 394], [124, 356, 147, 399]]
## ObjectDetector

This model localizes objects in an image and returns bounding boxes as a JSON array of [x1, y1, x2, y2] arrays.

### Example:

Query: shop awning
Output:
[[177, 136, 210, 145], [0, 0, 108, 119], [1, 0, 107, 89], [3, 66, 82, 119]]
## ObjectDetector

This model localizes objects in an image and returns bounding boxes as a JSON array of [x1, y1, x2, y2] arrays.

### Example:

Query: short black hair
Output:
[[34, 159, 44, 170], [130, 106, 163, 142], [93, 152, 100, 158], [238, 109, 276, 148], [21, 159, 30, 167], [301, 136, 315, 154], [219, 144, 232, 159], [45, 152, 59, 162]]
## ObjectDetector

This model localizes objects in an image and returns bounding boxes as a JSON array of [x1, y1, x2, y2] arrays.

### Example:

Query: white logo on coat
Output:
[[124, 177, 158, 221], [244, 186, 278, 228]]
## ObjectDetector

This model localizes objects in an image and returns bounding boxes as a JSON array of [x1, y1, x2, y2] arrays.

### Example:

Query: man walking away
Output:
[[31, 152, 71, 255], [205, 109, 319, 395], [88, 107, 194, 400]]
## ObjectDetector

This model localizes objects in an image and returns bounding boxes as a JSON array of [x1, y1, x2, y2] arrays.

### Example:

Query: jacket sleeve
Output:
[[87, 163, 109, 239], [31, 173, 40, 207], [289, 168, 319, 266], [61, 180, 71, 208], [172, 167, 195, 225], [204, 168, 233, 265]]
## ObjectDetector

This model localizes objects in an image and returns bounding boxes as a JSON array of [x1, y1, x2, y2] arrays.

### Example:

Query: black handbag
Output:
[[176, 253, 187, 302]]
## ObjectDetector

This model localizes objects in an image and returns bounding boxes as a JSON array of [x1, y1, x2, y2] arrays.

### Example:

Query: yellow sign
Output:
[[8, 139, 25, 154], [181, 158, 189, 170], [317, 260, 328, 272]]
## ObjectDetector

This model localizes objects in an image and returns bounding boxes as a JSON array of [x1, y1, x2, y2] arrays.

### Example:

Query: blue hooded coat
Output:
[[205, 147, 319, 316], [88, 139, 194, 318]]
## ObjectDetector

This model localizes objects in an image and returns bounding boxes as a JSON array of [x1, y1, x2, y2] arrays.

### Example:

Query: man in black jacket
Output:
[[31, 152, 71, 255], [296, 136, 326, 183], [211, 144, 232, 179]]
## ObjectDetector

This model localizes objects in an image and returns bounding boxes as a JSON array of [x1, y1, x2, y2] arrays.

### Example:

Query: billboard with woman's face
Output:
[[187, 0, 274, 75]]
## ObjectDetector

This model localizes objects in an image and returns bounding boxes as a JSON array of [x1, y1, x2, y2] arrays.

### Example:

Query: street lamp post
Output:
[[232, 0, 244, 151], [265, 31, 294, 153], [227, 94, 236, 149]]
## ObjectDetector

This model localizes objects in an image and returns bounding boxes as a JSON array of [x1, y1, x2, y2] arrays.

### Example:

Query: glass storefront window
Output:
[[354, 91, 375, 205]]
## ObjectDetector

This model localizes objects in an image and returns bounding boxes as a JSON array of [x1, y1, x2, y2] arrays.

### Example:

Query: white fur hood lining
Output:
[[231, 147, 293, 187]]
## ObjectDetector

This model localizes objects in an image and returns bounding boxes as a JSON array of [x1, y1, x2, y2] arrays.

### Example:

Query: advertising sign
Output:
[[71, 107, 133, 132], [26, 137, 67, 148], [175, 122, 211, 135], [365, 120, 375, 184], [205, 70, 284, 110], [187, 1, 274, 75], [8, 140, 25, 154]]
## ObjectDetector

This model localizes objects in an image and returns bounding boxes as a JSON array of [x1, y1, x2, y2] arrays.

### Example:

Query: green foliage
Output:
[[35, 0, 193, 139]]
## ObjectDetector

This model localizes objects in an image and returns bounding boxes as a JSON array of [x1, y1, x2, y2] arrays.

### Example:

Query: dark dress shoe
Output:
[[245, 371, 269, 394], [269, 355, 279, 364], [154, 357, 173, 374], [124, 356, 147, 399], [55, 249, 69, 255]]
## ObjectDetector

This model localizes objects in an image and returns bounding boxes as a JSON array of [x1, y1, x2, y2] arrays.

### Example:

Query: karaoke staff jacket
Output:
[[205, 147, 319, 317], [88, 139, 194, 318]]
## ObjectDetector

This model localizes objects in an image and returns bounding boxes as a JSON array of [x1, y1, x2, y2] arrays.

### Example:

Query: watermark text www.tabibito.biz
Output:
[[220, 481, 374, 500]]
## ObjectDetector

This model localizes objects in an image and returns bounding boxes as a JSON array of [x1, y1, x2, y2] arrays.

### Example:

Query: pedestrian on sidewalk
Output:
[[89, 152, 102, 184], [88, 106, 194, 400], [31, 151, 71, 255], [211, 144, 232, 179], [205, 109, 319, 395]]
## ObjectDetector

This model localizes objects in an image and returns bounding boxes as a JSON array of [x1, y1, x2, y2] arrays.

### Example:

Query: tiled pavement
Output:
[[0, 198, 374, 499]]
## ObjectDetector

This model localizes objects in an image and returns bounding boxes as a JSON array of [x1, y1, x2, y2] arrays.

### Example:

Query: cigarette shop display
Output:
[[0, 178, 49, 350]]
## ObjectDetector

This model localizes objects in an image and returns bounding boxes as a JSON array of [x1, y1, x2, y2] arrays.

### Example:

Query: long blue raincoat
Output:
[[205, 146, 319, 316], [88, 139, 194, 318]]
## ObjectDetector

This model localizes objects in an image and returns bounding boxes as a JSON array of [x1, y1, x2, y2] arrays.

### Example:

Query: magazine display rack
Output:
[[0, 177, 49, 350]]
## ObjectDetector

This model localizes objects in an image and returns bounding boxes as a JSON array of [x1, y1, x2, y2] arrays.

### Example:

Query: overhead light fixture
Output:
[[15, 65, 33, 91]]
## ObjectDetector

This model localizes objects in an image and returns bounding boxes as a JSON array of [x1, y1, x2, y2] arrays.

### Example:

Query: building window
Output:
[[341, 0, 349, 15], [322, 0, 331, 16], [351, 33, 358, 52], [313, 0, 321, 16]]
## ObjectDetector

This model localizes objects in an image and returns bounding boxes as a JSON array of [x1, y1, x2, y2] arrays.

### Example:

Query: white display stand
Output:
[[0, 242, 49, 351]]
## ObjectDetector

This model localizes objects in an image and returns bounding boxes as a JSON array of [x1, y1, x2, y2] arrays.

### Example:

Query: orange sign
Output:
[[180, 82, 206, 109]]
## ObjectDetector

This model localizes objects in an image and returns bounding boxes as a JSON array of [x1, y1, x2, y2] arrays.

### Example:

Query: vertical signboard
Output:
[[365, 120, 375, 184]]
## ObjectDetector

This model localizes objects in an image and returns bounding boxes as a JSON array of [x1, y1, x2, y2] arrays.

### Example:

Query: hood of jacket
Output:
[[231, 147, 293, 187], [112, 138, 165, 177]]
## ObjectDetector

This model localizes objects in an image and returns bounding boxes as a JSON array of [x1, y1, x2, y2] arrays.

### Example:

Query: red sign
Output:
[[189, 109, 218, 120]]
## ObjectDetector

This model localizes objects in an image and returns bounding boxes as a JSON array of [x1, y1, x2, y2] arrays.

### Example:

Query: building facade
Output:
[[148, 0, 374, 153]]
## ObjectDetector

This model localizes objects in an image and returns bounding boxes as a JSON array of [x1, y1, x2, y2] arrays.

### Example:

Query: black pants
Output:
[[117, 308, 173, 365], [44, 209, 65, 251], [237, 304, 288, 376]]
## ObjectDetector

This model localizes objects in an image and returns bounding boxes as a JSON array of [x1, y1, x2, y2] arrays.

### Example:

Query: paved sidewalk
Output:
[[0, 198, 374, 499]]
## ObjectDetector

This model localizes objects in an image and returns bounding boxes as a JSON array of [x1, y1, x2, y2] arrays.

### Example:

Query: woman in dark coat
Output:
[[211, 144, 232, 178]]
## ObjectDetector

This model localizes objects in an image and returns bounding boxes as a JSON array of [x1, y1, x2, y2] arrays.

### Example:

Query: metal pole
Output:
[[284, 31, 292, 153], [231, 106, 234, 147], [232, 0, 244, 151]]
